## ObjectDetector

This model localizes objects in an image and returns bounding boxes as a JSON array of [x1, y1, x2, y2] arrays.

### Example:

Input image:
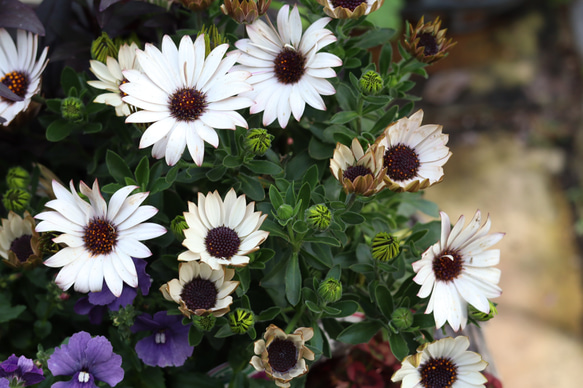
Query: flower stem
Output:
[[285, 304, 306, 334]]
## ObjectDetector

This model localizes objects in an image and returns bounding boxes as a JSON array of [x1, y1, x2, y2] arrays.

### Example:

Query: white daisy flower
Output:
[[160, 260, 239, 318], [232, 4, 342, 128], [375, 109, 451, 192], [178, 188, 269, 270], [87, 42, 141, 117], [412, 210, 504, 331], [0, 28, 48, 126], [35, 180, 166, 297], [121, 34, 253, 166], [391, 336, 488, 388]]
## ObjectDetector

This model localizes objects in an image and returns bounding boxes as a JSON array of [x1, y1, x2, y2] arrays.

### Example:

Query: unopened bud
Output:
[[277, 204, 294, 222], [171, 215, 188, 241], [228, 308, 255, 334], [391, 307, 413, 330], [318, 278, 342, 303], [192, 314, 216, 332], [91, 32, 118, 63], [61, 97, 85, 123], [2, 188, 30, 212], [305, 204, 331, 231], [245, 128, 273, 156], [6, 166, 30, 189], [360, 70, 383, 95], [371, 232, 399, 262], [469, 301, 498, 322]]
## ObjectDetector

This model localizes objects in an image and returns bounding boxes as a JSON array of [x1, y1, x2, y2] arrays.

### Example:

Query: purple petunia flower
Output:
[[0, 378, 8, 388], [0, 354, 44, 386], [74, 258, 151, 324], [131, 311, 194, 367], [47, 331, 124, 388]]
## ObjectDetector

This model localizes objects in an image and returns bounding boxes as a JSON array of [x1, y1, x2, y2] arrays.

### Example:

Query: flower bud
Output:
[[305, 204, 332, 231], [391, 307, 413, 330], [196, 25, 228, 57], [245, 128, 273, 156], [61, 97, 85, 123], [276, 204, 294, 222], [221, 0, 271, 24], [6, 166, 30, 189], [192, 314, 216, 332], [318, 278, 342, 303], [371, 232, 399, 262], [2, 188, 30, 212], [469, 301, 498, 322], [228, 308, 255, 334], [91, 32, 118, 63], [171, 215, 188, 241], [359, 70, 383, 95], [179, 0, 215, 12]]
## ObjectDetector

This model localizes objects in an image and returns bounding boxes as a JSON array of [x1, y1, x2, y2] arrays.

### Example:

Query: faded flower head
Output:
[[403, 16, 457, 65], [330, 138, 386, 196], [160, 260, 239, 318], [317, 0, 384, 20], [221, 0, 271, 24], [0, 211, 42, 269], [250, 324, 315, 388]]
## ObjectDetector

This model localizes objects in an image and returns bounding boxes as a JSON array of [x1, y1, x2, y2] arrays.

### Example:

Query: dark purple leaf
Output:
[[0, 83, 24, 102], [99, 0, 125, 12], [0, 0, 45, 35]]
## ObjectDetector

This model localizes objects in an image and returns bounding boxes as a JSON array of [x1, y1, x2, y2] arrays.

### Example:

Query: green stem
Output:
[[285, 304, 306, 333]]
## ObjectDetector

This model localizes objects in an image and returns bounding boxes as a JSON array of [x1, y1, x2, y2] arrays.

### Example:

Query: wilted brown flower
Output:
[[220, 0, 271, 24], [403, 16, 457, 64], [316, 0, 384, 19]]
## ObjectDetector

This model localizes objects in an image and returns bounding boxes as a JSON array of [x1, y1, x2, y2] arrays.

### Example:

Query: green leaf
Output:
[[303, 235, 341, 247], [246, 160, 283, 175], [327, 300, 359, 318], [305, 300, 322, 313], [349, 263, 375, 274], [302, 165, 319, 189], [33, 320, 52, 339], [238, 173, 265, 201], [388, 333, 410, 360], [165, 165, 180, 184], [61, 66, 82, 95], [223, 154, 242, 168], [257, 306, 281, 322], [356, 28, 395, 48], [260, 219, 288, 240], [297, 182, 311, 216], [0, 300, 25, 323], [83, 122, 102, 134], [188, 327, 204, 346], [336, 320, 384, 344], [329, 111, 360, 125], [101, 183, 123, 194], [285, 253, 301, 306], [292, 220, 308, 234], [206, 165, 227, 181], [375, 284, 394, 320], [106, 150, 133, 184], [308, 137, 334, 160], [370, 105, 399, 135], [46, 118, 73, 142], [134, 156, 150, 189], [340, 212, 365, 225], [269, 184, 284, 210]]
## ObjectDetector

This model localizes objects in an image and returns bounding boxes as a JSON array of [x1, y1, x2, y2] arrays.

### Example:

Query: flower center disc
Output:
[[273, 47, 306, 85], [420, 357, 458, 388], [383, 143, 420, 181], [169, 87, 207, 122], [267, 339, 298, 373], [119, 78, 129, 98], [433, 250, 463, 282], [181, 277, 218, 311], [205, 226, 241, 259], [418, 33, 439, 56], [10, 234, 33, 262], [343, 165, 372, 182], [83, 218, 118, 255], [331, 0, 366, 11], [1, 71, 28, 101]]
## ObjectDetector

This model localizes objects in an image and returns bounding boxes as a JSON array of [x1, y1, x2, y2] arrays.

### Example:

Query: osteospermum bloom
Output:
[[35, 180, 166, 297], [0, 211, 42, 268], [0, 354, 45, 386], [316, 0, 384, 19], [160, 260, 239, 318], [330, 138, 386, 196], [375, 109, 451, 192], [0, 29, 49, 126], [391, 336, 488, 388], [48, 331, 124, 388], [412, 210, 503, 331], [403, 16, 457, 65], [178, 188, 269, 270], [131, 311, 194, 367], [87, 43, 141, 117], [250, 324, 315, 388], [232, 4, 342, 128], [121, 34, 252, 166]]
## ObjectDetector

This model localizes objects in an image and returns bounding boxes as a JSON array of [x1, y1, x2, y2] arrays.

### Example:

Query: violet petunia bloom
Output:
[[48, 331, 124, 388], [131, 311, 194, 367], [0, 354, 44, 386], [74, 258, 151, 324]]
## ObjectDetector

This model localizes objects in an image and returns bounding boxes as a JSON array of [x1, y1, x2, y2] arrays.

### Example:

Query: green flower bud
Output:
[[91, 31, 118, 63], [2, 188, 30, 212], [359, 70, 384, 95], [228, 308, 255, 334], [245, 128, 273, 156], [391, 307, 413, 330], [197, 25, 229, 57], [305, 204, 332, 231], [277, 204, 294, 222], [6, 166, 30, 189], [171, 215, 188, 241], [318, 278, 342, 303], [371, 232, 400, 262], [61, 97, 85, 123], [469, 301, 498, 322], [192, 314, 216, 332]]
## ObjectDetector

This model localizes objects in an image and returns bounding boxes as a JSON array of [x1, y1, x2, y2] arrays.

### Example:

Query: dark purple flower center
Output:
[[383, 143, 420, 181], [267, 338, 298, 373], [1, 71, 28, 102], [432, 250, 463, 282], [418, 33, 439, 56], [119, 78, 129, 98], [343, 165, 372, 182], [169, 88, 207, 122], [181, 277, 218, 311], [273, 47, 306, 85], [10, 234, 33, 262], [205, 226, 241, 259], [83, 218, 118, 255], [420, 357, 458, 388], [331, 0, 366, 11]]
